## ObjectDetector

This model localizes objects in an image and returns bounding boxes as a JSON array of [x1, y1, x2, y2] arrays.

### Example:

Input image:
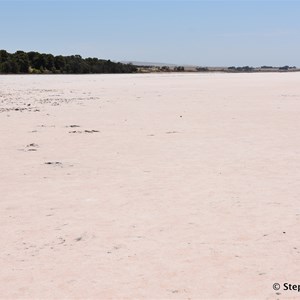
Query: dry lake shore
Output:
[[1, 73, 300, 299]]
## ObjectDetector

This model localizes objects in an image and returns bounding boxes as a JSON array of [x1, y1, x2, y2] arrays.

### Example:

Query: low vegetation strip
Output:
[[0, 49, 298, 74]]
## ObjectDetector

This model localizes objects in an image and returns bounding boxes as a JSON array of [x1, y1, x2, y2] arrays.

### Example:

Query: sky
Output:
[[1, 0, 300, 67]]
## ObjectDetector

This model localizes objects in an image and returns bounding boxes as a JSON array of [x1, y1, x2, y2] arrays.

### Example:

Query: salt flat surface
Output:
[[0, 73, 300, 299]]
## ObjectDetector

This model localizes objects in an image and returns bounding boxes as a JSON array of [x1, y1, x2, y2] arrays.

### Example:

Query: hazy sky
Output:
[[1, 0, 300, 66]]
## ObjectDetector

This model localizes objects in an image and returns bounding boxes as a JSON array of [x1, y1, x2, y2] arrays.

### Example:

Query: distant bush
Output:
[[196, 67, 209, 72], [279, 65, 289, 71], [174, 66, 185, 72], [236, 66, 254, 72], [161, 66, 170, 71]]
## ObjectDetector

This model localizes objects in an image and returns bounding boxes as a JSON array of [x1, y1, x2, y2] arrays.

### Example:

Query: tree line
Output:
[[0, 50, 137, 74]]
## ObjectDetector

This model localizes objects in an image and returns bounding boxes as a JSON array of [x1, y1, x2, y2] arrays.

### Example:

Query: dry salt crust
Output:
[[0, 73, 300, 299]]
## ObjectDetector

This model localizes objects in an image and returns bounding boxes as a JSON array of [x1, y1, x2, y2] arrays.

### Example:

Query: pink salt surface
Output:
[[0, 73, 300, 299]]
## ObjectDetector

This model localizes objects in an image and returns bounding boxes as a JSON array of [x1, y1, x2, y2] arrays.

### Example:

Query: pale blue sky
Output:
[[1, 0, 299, 66]]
